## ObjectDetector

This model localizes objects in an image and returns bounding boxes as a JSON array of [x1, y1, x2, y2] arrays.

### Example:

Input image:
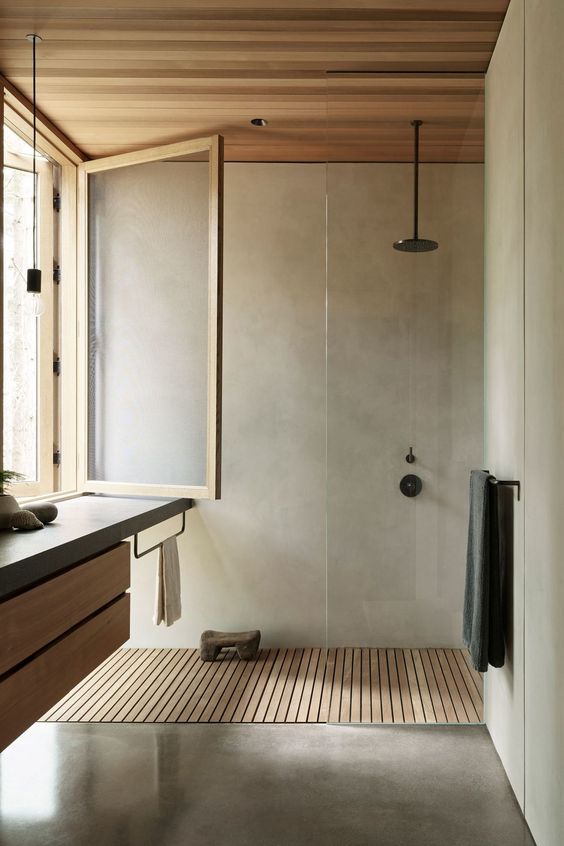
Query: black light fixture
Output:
[[250, 118, 268, 127], [393, 119, 438, 253], [26, 33, 42, 294]]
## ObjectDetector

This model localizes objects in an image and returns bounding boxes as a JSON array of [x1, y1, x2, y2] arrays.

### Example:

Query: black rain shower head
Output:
[[393, 237, 438, 253], [393, 120, 438, 253]]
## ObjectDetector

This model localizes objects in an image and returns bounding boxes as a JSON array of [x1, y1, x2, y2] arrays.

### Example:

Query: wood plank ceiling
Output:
[[0, 1, 509, 162]]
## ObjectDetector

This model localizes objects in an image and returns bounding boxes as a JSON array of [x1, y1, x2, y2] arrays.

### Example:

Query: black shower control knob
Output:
[[400, 474, 422, 497]]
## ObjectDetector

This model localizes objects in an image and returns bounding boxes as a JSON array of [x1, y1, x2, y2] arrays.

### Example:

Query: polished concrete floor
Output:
[[0, 723, 535, 846]]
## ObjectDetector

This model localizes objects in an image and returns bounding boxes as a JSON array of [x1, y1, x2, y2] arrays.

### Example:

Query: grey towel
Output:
[[463, 470, 505, 672]]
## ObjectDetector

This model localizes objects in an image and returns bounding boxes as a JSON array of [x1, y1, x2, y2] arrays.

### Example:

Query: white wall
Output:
[[128, 161, 483, 650], [523, 1, 564, 842], [486, 0, 564, 841], [484, 0, 525, 810]]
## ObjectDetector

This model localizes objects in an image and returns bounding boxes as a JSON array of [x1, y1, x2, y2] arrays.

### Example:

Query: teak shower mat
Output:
[[40, 647, 482, 725]]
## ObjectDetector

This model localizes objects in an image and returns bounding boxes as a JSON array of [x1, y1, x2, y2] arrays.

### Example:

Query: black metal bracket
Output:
[[133, 510, 187, 559], [406, 446, 415, 464], [491, 479, 521, 501], [484, 472, 521, 501]]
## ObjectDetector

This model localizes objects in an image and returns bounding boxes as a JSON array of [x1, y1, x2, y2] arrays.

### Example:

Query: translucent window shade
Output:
[[87, 159, 209, 486], [2, 166, 38, 482]]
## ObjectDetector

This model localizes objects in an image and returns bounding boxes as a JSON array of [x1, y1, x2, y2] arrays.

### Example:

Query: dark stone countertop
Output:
[[0, 494, 192, 601]]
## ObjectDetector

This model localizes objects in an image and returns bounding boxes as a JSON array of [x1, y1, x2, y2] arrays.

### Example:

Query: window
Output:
[[1, 86, 222, 502], [2, 124, 56, 496], [77, 136, 223, 499]]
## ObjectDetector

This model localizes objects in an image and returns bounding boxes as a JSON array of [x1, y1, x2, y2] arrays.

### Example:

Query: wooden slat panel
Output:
[[0, 543, 130, 676], [0, 594, 129, 751], [99, 648, 171, 722], [40, 646, 482, 726], [224, 657, 263, 722], [274, 649, 303, 723], [77, 648, 160, 722], [190, 654, 241, 722], [370, 648, 382, 723], [452, 648, 483, 714], [137, 649, 200, 722], [387, 648, 404, 723], [263, 648, 295, 722], [252, 648, 287, 722], [379, 649, 393, 722], [286, 649, 313, 722], [339, 647, 353, 722], [444, 649, 481, 722], [164, 654, 219, 722], [0, 3, 507, 162], [418, 648, 447, 722], [115, 648, 186, 722], [403, 649, 427, 723], [297, 648, 321, 723], [208, 655, 250, 721], [361, 648, 372, 723], [176, 654, 233, 722], [155, 650, 206, 721], [428, 648, 458, 723], [328, 648, 345, 723], [317, 648, 336, 723], [42, 646, 133, 720], [241, 648, 281, 722], [462, 648, 484, 692], [436, 649, 469, 723], [395, 649, 415, 723], [230, 651, 272, 722], [350, 647, 362, 723]]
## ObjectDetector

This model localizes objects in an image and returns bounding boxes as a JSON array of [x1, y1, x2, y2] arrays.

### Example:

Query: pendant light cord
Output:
[[32, 34, 37, 271]]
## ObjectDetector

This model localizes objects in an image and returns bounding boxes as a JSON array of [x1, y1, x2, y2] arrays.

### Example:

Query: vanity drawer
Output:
[[0, 593, 129, 752], [0, 542, 130, 676]]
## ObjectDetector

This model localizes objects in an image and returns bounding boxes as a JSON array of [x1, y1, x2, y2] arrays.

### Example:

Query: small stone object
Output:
[[200, 629, 261, 662], [11, 510, 44, 531], [27, 502, 58, 524]]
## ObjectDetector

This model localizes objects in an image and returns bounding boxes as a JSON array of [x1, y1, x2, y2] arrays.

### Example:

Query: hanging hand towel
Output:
[[463, 470, 505, 672], [153, 536, 182, 627]]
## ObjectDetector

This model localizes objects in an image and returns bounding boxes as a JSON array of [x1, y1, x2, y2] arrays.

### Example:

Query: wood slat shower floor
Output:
[[39, 647, 482, 726]]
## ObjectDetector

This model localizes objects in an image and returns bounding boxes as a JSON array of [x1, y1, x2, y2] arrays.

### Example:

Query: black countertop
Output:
[[0, 494, 192, 600]]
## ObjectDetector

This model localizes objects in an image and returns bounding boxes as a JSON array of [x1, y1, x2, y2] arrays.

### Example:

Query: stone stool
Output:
[[200, 629, 261, 662]]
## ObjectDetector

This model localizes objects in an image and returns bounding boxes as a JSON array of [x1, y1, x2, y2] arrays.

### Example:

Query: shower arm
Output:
[[412, 119, 422, 241]]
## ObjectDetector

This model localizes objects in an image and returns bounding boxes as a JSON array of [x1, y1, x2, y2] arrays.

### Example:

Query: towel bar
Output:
[[133, 510, 186, 559], [486, 475, 521, 501]]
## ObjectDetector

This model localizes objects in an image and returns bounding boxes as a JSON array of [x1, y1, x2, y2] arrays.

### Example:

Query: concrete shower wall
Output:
[[326, 164, 484, 646], [128, 162, 484, 650]]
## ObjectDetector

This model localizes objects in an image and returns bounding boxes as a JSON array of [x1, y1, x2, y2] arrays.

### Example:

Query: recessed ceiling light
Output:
[[250, 118, 268, 126]]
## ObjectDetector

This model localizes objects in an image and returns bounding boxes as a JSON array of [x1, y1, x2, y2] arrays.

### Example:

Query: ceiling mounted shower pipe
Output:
[[393, 120, 438, 253]]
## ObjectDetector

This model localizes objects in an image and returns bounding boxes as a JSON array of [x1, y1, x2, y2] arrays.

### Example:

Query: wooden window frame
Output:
[[4, 150, 54, 496], [2, 90, 81, 502], [76, 135, 224, 500]]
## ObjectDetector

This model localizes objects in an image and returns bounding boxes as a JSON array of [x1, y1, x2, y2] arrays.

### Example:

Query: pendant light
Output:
[[393, 120, 438, 253], [25, 33, 44, 311]]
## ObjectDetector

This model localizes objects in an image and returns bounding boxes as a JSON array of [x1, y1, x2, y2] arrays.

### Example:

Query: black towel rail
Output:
[[484, 473, 521, 501], [133, 510, 187, 559]]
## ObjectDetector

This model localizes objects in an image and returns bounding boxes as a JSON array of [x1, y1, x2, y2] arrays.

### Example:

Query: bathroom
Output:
[[0, 2, 562, 844]]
